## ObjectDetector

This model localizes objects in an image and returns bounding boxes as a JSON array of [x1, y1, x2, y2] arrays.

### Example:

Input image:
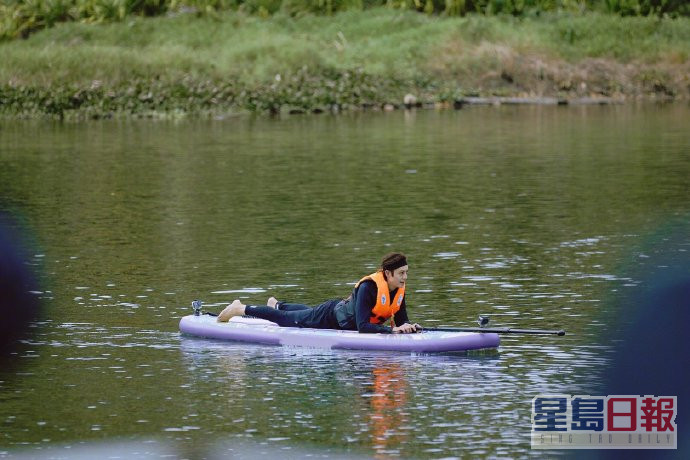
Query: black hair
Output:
[[381, 252, 408, 275]]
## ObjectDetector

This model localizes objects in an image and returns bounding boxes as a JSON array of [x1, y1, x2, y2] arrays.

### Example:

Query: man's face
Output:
[[386, 265, 408, 290]]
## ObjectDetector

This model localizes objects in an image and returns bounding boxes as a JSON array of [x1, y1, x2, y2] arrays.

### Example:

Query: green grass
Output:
[[0, 9, 688, 118], [2, 9, 687, 86]]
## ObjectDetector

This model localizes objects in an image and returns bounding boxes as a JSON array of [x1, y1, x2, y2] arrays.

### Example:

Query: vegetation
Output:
[[1, 0, 688, 42], [0, 7, 688, 118]]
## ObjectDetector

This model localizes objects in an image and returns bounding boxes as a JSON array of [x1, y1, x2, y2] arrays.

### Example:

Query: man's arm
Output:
[[393, 297, 410, 326], [393, 297, 421, 333]]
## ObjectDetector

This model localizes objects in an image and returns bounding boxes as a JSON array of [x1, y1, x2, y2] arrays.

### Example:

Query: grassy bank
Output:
[[2, 1, 688, 43], [1, 9, 689, 118]]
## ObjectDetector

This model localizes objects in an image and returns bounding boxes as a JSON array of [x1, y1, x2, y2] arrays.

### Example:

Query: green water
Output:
[[0, 104, 689, 458]]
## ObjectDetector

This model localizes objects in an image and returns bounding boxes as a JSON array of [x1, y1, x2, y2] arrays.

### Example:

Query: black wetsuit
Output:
[[243, 280, 410, 333]]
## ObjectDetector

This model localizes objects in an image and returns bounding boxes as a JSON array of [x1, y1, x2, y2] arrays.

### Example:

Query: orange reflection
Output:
[[368, 360, 408, 457]]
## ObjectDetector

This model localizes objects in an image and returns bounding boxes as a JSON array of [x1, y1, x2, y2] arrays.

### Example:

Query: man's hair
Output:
[[381, 252, 408, 274]]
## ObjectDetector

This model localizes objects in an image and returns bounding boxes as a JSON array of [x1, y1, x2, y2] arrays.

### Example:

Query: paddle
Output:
[[423, 326, 565, 336], [422, 315, 565, 336]]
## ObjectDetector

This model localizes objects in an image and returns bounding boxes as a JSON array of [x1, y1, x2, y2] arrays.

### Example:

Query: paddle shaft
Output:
[[425, 327, 565, 336]]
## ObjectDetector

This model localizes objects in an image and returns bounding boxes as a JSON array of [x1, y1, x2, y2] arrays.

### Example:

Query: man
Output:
[[217, 252, 420, 334]]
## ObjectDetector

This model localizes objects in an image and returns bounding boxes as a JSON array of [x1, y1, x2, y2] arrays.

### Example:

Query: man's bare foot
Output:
[[267, 296, 279, 309], [217, 299, 246, 322]]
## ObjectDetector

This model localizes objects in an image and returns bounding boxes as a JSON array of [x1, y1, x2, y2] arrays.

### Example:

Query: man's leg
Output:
[[291, 299, 341, 329], [245, 305, 311, 327], [267, 296, 310, 311], [217, 299, 310, 328]]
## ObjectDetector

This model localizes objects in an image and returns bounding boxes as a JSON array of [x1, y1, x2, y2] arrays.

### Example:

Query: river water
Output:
[[1, 104, 689, 458]]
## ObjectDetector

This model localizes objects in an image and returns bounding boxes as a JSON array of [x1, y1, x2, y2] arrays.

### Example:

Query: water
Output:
[[1, 104, 689, 458]]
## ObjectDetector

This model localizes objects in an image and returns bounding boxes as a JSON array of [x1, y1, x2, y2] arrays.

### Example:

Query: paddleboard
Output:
[[179, 315, 500, 352]]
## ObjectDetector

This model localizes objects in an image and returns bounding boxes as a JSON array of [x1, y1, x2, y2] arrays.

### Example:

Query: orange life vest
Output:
[[355, 271, 405, 325]]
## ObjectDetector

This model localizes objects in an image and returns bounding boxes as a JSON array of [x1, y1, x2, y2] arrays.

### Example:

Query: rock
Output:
[[403, 93, 417, 108]]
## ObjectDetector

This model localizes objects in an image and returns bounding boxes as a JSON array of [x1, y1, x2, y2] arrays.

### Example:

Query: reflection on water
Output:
[[1, 104, 689, 457], [368, 361, 407, 457], [172, 335, 599, 458]]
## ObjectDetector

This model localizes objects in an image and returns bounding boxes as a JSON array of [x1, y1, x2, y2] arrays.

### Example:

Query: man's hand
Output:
[[392, 323, 422, 334]]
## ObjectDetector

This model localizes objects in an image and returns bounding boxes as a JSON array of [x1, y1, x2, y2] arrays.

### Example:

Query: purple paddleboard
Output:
[[179, 315, 499, 353]]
